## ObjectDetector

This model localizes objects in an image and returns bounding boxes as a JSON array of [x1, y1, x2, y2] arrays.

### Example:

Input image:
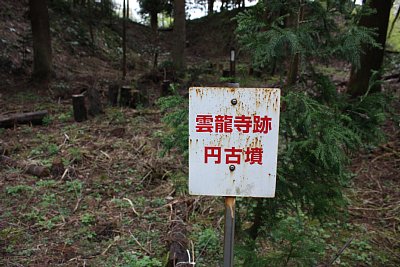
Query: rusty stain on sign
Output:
[[189, 87, 280, 198]]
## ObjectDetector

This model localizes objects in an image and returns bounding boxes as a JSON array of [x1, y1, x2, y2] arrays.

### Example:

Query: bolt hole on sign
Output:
[[189, 87, 280, 197]]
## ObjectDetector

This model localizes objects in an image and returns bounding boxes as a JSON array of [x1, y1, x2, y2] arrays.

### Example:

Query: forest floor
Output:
[[0, 76, 399, 267], [1, 1, 400, 266]]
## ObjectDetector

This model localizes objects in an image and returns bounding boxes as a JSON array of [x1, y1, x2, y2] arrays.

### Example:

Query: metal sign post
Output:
[[188, 87, 280, 266], [230, 48, 236, 80], [223, 196, 235, 267]]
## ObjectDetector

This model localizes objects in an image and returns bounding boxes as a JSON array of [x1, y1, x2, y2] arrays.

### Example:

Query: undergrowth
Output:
[[157, 75, 390, 265]]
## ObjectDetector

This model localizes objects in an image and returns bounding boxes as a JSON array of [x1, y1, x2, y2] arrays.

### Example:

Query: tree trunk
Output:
[[109, 0, 113, 24], [220, 0, 227, 11], [286, 54, 300, 86], [248, 199, 264, 240], [126, 0, 129, 20], [88, 0, 95, 49], [122, 0, 127, 79], [150, 12, 158, 32], [285, 2, 303, 86], [172, 0, 186, 71], [348, 0, 392, 97], [29, 0, 52, 82], [388, 4, 400, 38], [208, 0, 214, 15]]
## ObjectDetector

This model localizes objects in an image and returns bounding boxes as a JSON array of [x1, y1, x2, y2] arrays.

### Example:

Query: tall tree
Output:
[[172, 0, 186, 71], [29, 0, 52, 82], [388, 3, 400, 38], [127, 0, 129, 19], [122, 0, 127, 79], [348, 0, 393, 97], [139, 0, 171, 32], [285, 1, 303, 86], [208, 0, 215, 14]]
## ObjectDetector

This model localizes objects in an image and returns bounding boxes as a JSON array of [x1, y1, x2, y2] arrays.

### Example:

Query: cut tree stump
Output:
[[0, 110, 48, 128], [50, 157, 65, 177], [120, 86, 140, 108], [166, 200, 195, 267], [119, 86, 132, 107], [72, 94, 87, 122], [131, 90, 140, 108], [108, 84, 119, 106], [161, 80, 171, 97], [168, 220, 190, 267], [0, 155, 50, 177], [222, 69, 231, 77], [87, 87, 104, 116]]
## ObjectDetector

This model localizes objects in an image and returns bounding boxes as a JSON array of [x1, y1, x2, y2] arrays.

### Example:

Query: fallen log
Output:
[[383, 72, 400, 81], [0, 155, 50, 177], [0, 110, 48, 128]]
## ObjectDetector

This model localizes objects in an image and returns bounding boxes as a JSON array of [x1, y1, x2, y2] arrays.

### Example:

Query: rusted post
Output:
[[223, 86, 238, 267], [223, 196, 235, 267]]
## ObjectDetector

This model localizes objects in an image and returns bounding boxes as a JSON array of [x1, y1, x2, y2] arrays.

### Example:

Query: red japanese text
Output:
[[195, 114, 272, 134], [204, 146, 263, 165]]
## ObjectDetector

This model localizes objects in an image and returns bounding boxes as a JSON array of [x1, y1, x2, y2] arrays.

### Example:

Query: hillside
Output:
[[0, 0, 241, 96]]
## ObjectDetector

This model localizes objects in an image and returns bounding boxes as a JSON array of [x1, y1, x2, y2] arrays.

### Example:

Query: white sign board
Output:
[[189, 87, 280, 197]]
